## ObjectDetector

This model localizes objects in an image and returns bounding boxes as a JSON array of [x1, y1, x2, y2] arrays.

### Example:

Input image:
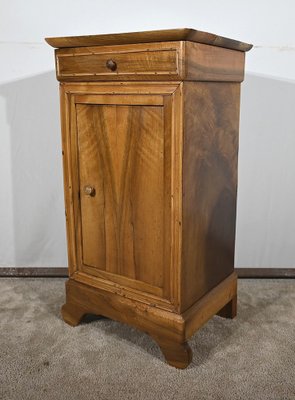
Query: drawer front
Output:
[[56, 42, 182, 81]]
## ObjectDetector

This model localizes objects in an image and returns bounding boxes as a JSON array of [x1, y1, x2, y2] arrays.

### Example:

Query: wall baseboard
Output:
[[0, 267, 68, 277], [0, 267, 294, 278], [235, 268, 295, 278]]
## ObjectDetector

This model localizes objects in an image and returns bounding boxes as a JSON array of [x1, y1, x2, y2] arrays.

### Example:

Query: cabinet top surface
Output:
[[45, 28, 252, 52]]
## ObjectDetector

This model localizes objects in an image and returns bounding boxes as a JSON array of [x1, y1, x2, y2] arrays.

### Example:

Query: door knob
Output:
[[106, 59, 117, 71], [83, 185, 96, 197]]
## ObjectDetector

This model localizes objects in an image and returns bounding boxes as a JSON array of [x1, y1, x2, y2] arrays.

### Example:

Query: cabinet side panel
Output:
[[181, 81, 240, 312], [185, 42, 245, 82]]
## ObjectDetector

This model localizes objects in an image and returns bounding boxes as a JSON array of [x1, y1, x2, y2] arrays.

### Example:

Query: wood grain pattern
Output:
[[55, 42, 182, 82], [61, 271, 237, 368], [49, 29, 250, 368], [73, 270, 174, 312], [59, 85, 77, 276], [185, 41, 245, 82], [57, 47, 178, 80], [77, 103, 165, 288], [181, 81, 241, 312], [55, 41, 245, 83], [60, 82, 182, 309], [217, 294, 237, 319], [46, 28, 252, 52], [183, 272, 237, 339], [60, 81, 182, 94], [63, 278, 185, 343], [61, 302, 89, 326], [152, 337, 192, 369]]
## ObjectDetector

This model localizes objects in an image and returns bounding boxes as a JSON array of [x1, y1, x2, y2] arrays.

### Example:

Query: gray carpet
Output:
[[0, 278, 294, 400]]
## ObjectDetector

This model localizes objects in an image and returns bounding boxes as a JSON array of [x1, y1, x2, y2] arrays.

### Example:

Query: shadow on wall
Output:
[[0, 72, 67, 267], [0, 72, 294, 268], [236, 73, 295, 268]]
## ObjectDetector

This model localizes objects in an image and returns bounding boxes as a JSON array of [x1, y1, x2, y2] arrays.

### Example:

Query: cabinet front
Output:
[[61, 83, 182, 308]]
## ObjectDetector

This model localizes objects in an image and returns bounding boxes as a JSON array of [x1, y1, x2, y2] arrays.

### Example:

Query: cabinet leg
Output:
[[152, 336, 192, 369], [217, 295, 237, 319], [61, 302, 88, 327]]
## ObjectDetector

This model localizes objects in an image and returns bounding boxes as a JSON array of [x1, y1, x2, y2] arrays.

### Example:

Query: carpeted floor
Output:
[[0, 278, 294, 400]]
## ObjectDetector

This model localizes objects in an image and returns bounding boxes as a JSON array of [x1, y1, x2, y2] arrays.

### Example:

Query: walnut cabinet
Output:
[[46, 29, 252, 368]]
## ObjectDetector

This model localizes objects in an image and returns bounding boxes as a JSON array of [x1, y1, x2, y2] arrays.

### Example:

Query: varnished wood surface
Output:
[[61, 302, 89, 326], [183, 272, 237, 339], [77, 103, 165, 287], [63, 278, 185, 342], [60, 82, 183, 309], [61, 272, 237, 368], [59, 85, 77, 276], [152, 337, 192, 369], [73, 269, 174, 312], [46, 28, 252, 52], [48, 30, 250, 368], [217, 294, 237, 319], [60, 81, 181, 94], [56, 42, 180, 81], [58, 80, 241, 365], [185, 41, 245, 82], [181, 81, 240, 312], [55, 41, 244, 83]]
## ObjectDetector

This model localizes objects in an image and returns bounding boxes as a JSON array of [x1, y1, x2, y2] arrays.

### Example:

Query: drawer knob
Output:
[[106, 59, 117, 71], [84, 185, 96, 197]]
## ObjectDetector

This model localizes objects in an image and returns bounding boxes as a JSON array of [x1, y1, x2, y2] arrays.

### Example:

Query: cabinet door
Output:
[[61, 84, 182, 308]]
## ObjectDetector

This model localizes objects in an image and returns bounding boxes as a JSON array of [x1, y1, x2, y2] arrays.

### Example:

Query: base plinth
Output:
[[61, 273, 237, 368]]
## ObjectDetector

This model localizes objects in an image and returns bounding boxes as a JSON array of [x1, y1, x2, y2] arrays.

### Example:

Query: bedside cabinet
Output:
[[46, 28, 252, 368]]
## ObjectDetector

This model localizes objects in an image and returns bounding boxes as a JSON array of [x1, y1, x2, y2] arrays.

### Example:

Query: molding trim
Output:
[[235, 268, 295, 278], [0, 268, 68, 277], [0, 267, 294, 278]]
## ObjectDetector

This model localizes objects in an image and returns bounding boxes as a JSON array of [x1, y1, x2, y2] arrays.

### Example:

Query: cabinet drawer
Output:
[[55, 42, 182, 81]]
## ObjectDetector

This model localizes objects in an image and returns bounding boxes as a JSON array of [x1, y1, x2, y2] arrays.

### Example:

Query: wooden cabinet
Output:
[[46, 28, 252, 368]]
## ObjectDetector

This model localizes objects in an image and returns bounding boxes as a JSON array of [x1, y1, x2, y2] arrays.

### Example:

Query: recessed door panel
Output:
[[76, 101, 168, 290]]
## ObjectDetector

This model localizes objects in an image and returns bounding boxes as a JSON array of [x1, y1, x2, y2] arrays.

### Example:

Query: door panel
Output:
[[76, 102, 166, 290]]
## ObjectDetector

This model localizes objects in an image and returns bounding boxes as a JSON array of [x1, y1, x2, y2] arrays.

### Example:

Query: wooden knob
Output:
[[84, 185, 96, 196], [106, 59, 117, 71]]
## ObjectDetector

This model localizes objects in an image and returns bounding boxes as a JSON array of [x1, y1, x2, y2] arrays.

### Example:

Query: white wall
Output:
[[1, 0, 294, 268]]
